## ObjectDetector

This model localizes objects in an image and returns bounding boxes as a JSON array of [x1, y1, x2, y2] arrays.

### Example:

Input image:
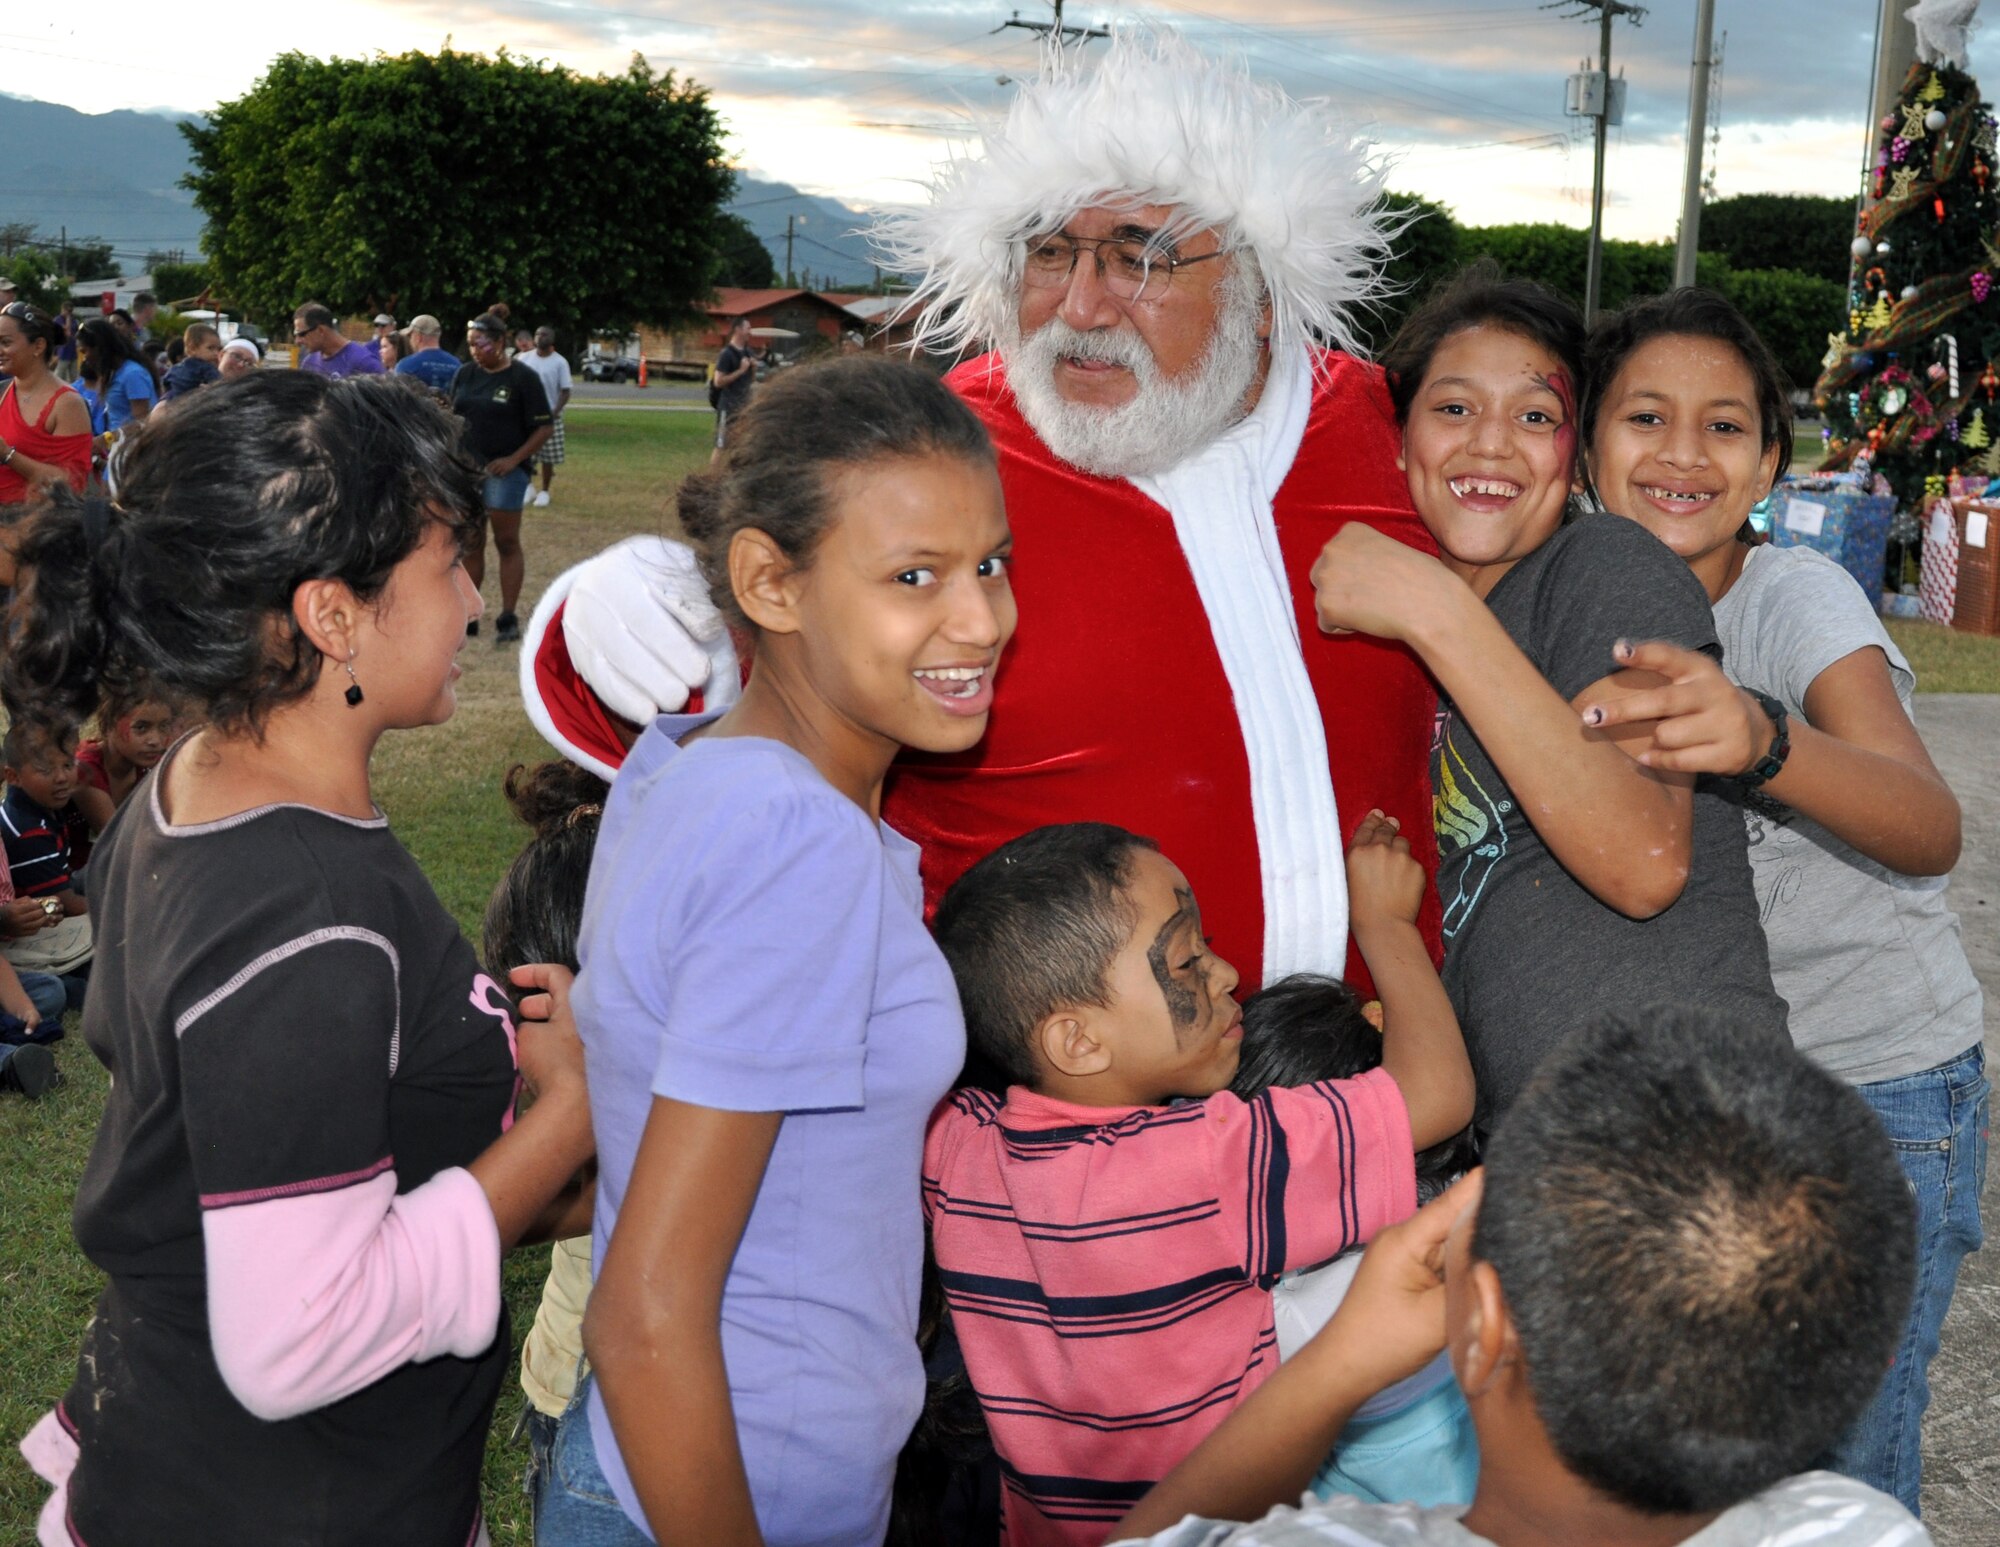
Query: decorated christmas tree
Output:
[[1815, 54, 2000, 510]]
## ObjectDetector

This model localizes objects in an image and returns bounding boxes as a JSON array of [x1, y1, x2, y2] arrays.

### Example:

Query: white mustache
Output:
[[1022, 320, 1152, 376]]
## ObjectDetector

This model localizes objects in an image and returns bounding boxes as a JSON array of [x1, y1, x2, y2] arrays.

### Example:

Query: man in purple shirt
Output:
[[292, 303, 384, 378]]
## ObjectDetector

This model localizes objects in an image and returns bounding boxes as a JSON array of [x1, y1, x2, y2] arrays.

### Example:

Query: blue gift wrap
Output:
[[1766, 483, 1897, 609]]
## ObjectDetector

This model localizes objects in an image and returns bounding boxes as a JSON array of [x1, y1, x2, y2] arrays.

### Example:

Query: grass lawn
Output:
[[0, 405, 712, 1547], [1, 402, 1993, 1545]]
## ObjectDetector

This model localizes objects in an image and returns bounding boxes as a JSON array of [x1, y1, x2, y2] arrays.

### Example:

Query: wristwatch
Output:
[[1738, 689, 1791, 789]]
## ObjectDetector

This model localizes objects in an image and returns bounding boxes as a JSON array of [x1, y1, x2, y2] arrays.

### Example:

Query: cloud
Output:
[[4, 0, 1983, 238]]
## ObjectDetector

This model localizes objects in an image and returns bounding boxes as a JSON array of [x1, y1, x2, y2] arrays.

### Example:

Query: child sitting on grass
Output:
[[74, 687, 176, 817], [1110, 1004, 1926, 1547], [0, 718, 93, 1007], [925, 812, 1474, 1547]]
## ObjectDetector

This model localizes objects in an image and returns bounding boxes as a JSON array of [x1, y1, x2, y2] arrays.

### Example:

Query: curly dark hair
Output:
[[1, 370, 483, 739]]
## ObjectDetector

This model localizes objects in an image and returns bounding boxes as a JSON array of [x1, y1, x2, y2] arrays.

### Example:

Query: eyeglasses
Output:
[[2, 301, 36, 322], [1021, 233, 1228, 304]]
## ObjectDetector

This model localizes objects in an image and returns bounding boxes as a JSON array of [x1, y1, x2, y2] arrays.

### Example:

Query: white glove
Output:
[[561, 537, 738, 722]]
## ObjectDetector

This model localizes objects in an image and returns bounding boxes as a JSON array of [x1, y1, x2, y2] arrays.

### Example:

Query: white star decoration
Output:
[[1908, 0, 1982, 68]]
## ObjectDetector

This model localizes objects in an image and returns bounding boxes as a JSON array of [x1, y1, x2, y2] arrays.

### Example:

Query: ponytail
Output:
[[481, 760, 610, 989]]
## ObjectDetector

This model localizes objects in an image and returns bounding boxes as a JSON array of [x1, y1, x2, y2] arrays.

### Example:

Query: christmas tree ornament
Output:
[[1893, 136, 1912, 163], [1909, 0, 1981, 70], [1982, 360, 2000, 397], [1852, 234, 1875, 258], [1903, 101, 1933, 140], [1851, 392, 1864, 418], [1882, 383, 1911, 415], [1852, 308, 1865, 332], [1974, 271, 1994, 302], [1964, 407, 1991, 448], [1948, 334, 1961, 396], [1923, 71, 1947, 101], [1866, 293, 1896, 329], [1936, 194, 1949, 220], [1928, 108, 1950, 132], [1951, 418, 1963, 440], [1903, 283, 1922, 300], [1827, 333, 1854, 371], [1976, 160, 1991, 190], [1930, 362, 1949, 380], [1891, 164, 1919, 196], [1877, 239, 1893, 254]]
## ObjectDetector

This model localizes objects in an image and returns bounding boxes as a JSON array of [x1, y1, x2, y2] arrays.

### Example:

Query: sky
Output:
[[5, 0, 1994, 234]]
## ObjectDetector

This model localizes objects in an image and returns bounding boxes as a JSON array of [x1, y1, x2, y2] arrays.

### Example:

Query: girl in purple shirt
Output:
[[557, 357, 1016, 1545]]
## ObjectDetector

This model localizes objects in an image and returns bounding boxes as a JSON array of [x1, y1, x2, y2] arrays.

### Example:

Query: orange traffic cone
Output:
[[637, 357, 649, 389]]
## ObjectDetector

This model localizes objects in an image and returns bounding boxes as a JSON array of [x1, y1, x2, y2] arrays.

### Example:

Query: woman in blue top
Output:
[[77, 317, 155, 447], [552, 356, 1016, 1546]]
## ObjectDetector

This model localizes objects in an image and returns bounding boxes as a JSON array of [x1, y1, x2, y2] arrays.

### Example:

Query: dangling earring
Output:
[[343, 652, 364, 707]]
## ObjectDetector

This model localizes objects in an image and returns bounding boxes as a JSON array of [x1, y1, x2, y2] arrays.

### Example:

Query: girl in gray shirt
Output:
[[1579, 287, 1985, 1517]]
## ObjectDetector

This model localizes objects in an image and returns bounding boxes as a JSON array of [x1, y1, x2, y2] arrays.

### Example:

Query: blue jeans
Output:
[[530, 1375, 653, 1546], [483, 468, 533, 513], [1824, 1043, 1988, 1514], [18, 971, 68, 1023]]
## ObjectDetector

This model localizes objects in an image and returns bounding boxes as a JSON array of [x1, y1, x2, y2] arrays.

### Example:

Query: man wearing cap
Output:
[[293, 302, 383, 378], [395, 315, 461, 395], [218, 337, 261, 382], [372, 313, 397, 344]]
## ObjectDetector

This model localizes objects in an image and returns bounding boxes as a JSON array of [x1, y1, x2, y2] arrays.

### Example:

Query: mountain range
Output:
[[0, 92, 881, 286]]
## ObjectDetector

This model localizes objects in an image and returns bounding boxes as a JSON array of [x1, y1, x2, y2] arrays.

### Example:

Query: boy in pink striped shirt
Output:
[[925, 815, 1474, 1547]]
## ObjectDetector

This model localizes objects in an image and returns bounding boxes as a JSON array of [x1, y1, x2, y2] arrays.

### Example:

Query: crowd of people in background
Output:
[[0, 289, 582, 647]]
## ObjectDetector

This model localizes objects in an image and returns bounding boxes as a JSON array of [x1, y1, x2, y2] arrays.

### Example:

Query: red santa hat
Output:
[[873, 28, 1406, 366]]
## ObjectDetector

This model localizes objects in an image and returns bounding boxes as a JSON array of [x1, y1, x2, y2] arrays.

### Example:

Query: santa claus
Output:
[[524, 30, 1441, 988]]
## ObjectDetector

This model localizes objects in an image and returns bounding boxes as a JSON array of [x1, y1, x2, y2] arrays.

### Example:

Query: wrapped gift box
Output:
[[1951, 499, 2000, 637], [1767, 483, 1897, 609]]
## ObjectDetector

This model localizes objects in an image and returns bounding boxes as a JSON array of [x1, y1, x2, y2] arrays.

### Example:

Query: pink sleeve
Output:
[[201, 1164, 502, 1422], [1207, 1069, 1417, 1283]]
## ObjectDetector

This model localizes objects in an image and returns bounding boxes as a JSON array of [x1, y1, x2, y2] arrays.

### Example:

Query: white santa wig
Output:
[[872, 28, 1407, 365]]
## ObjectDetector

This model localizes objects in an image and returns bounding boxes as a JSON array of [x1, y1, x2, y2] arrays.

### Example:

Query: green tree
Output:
[[151, 260, 214, 307], [182, 48, 733, 347], [1817, 60, 2000, 506], [1712, 266, 1847, 393], [1698, 194, 1854, 286], [714, 213, 778, 288], [1353, 191, 1461, 354], [0, 250, 63, 312]]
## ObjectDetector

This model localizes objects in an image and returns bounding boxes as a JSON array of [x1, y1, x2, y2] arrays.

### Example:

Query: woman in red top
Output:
[[0, 301, 92, 504]]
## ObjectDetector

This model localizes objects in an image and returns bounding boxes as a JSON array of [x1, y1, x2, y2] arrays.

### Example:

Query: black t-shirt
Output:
[[716, 343, 754, 411], [1432, 516, 1788, 1130], [63, 750, 517, 1545], [450, 358, 551, 462]]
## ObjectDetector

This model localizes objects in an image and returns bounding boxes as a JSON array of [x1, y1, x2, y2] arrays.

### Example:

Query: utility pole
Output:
[[1672, 0, 1718, 288], [1555, 0, 1646, 320], [785, 214, 803, 287], [1865, 0, 1921, 186], [999, 0, 1107, 45]]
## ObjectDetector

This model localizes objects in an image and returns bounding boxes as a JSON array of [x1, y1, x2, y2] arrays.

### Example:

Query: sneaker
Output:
[[495, 612, 521, 644], [2, 1044, 57, 1099], [466, 619, 480, 638], [533, 490, 551, 507]]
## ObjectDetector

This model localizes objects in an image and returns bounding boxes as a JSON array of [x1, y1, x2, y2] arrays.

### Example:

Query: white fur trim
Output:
[[1133, 350, 1347, 981], [520, 558, 621, 784], [873, 27, 1407, 370]]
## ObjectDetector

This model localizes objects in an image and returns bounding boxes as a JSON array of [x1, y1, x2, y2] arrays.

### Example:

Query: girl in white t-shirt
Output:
[[1577, 286, 1985, 1516]]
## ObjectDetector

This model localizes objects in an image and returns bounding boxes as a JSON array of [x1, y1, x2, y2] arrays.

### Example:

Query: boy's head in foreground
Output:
[[934, 822, 1243, 1107], [3, 718, 79, 811], [1456, 1005, 1914, 1516]]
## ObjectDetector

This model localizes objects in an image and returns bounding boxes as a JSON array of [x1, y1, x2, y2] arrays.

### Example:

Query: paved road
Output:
[[1910, 695, 1998, 1545], [569, 381, 710, 411]]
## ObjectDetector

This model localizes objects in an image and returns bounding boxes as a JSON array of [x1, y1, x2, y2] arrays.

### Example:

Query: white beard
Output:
[[996, 272, 1266, 479]]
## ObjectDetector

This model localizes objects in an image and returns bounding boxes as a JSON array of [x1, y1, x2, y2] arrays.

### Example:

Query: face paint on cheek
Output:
[[1145, 889, 1201, 1042], [1542, 368, 1578, 474]]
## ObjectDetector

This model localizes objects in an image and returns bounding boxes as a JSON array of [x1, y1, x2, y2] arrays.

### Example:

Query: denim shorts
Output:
[[528, 1376, 653, 1546], [483, 467, 532, 512], [1823, 1043, 1988, 1514]]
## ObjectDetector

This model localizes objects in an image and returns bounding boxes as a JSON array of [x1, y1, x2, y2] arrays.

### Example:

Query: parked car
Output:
[[582, 354, 640, 383]]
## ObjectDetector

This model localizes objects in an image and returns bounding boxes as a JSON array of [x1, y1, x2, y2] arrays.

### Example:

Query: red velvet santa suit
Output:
[[528, 345, 1439, 991]]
